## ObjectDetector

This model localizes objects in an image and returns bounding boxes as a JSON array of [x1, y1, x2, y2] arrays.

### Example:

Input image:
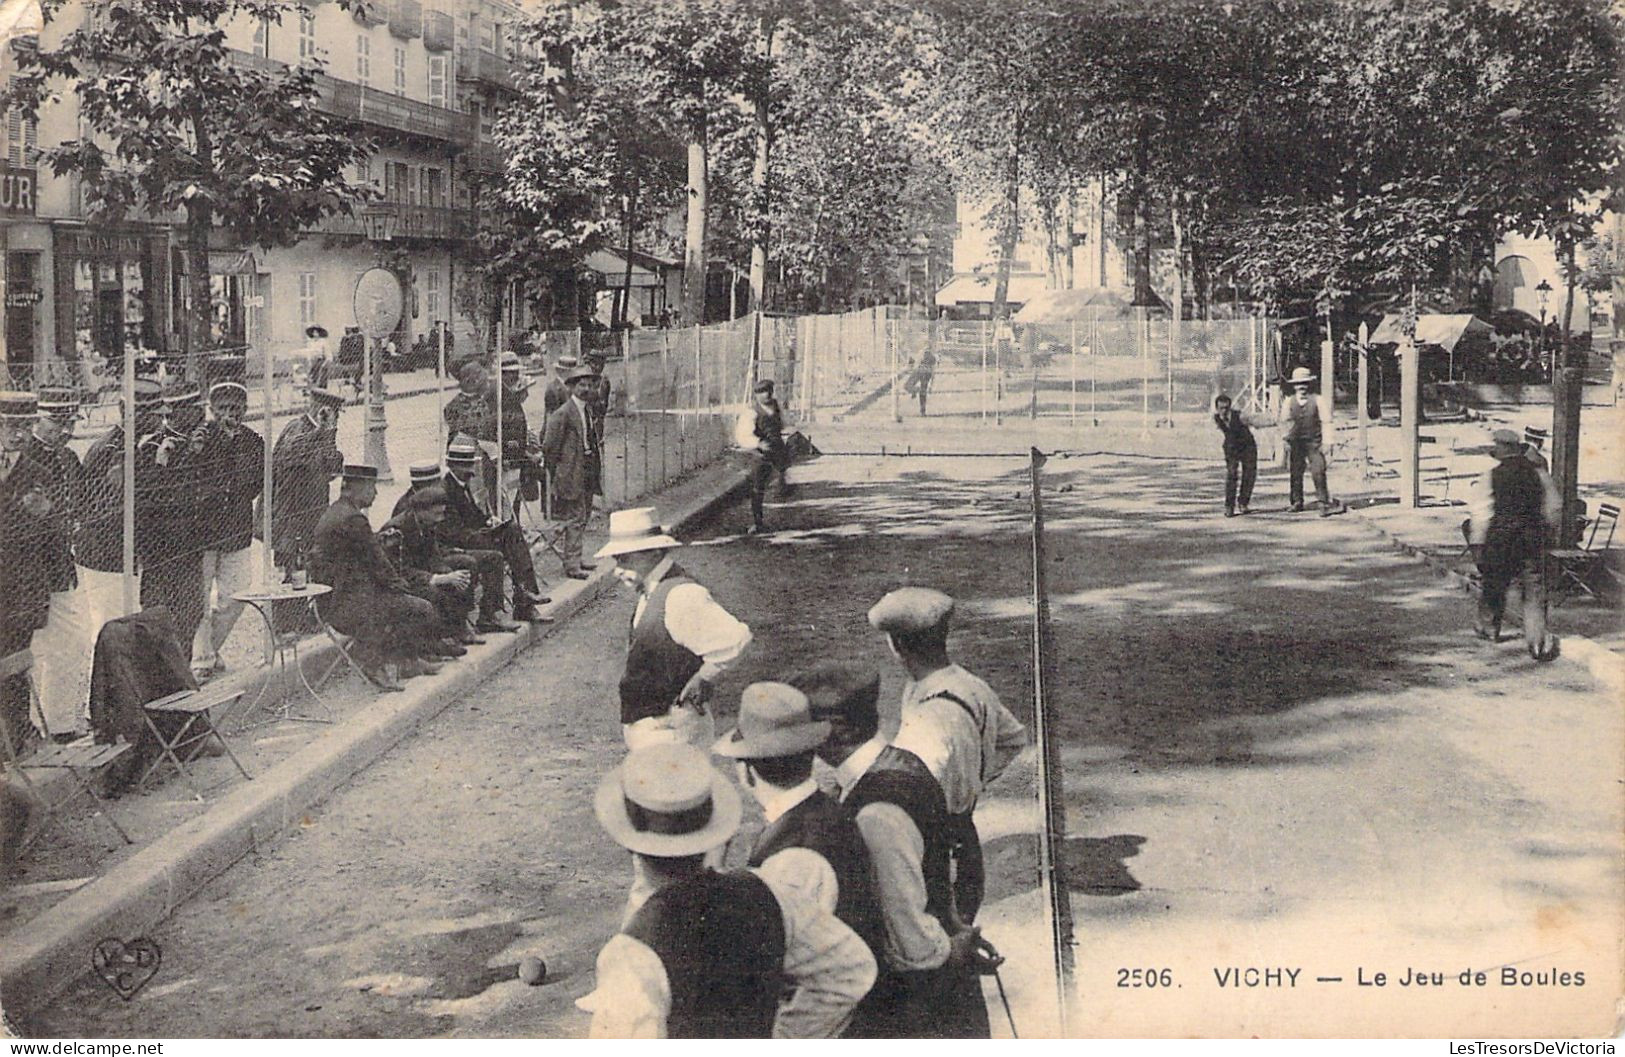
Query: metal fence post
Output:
[[261, 345, 276, 662], [121, 339, 136, 618], [1091, 311, 1098, 426], [1070, 320, 1078, 426], [436, 321, 446, 456], [981, 320, 989, 423]]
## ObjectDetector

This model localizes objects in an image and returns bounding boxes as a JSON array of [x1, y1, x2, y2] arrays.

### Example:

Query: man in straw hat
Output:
[[587, 742, 875, 1038], [1467, 429, 1561, 661], [187, 380, 264, 681], [597, 507, 751, 751], [77, 378, 167, 643], [869, 587, 1026, 925], [441, 441, 546, 624], [714, 682, 886, 975], [792, 661, 1000, 1038], [1279, 365, 1345, 515], [20, 387, 90, 736], [308, 464, 445, 691], [1522, 425, 1550, 472], [541, 365, 604, 578]]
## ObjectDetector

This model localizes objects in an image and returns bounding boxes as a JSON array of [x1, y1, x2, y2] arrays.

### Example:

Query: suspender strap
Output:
[[921, 689, 990, 784]]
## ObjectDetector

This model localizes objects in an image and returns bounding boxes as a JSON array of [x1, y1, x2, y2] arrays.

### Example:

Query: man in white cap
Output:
[[597, 507, 751, 750], [794, 661, 998, 1038], [1278, 366, 1343, 515], [868, 587, 1026, 924], [541, 366, 603, 578], [187, 381, 265, 680], [588, 742, 875, 1038], [1467, 429, 1561, 661], [20, 388, 90, 736], [715, 682, 886, 974]]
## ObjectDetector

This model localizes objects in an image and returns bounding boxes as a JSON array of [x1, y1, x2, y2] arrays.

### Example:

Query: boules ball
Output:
[[518, 956, 547, 985]]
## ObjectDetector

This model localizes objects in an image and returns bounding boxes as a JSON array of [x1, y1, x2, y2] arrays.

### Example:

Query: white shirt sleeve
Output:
[[664, 582, 752, 680], [988, 692, 1029, 783], [1467, 472, 1494, 545], [589, 934, 670, 1039], [854, 802, 952, 972], [752, 868, 877, 1039], [756, 846, 840, 915]]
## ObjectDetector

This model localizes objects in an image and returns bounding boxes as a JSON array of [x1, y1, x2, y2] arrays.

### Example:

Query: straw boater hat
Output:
[[595, 507, 680, 559], [446, 441, 480, 464], [209, 381, 249, 403], [595, 743, 741, 857], [1286, 367, 1316, 386], [407, 462, 442, 485], [37, 387, 80, 417], [501, 352, 522, 371], [868, 587, 955, 635], [1490, 429, 1525, 460], [553, 355, 580, 374], [713, 683, 830, 760], [340, 462, 380, 480], [1523, 426, 1548, 450], [0, 391, 38, 419]]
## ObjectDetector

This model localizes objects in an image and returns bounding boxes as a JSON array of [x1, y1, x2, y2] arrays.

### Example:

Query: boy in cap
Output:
[[869, 587, 1027, 924], [582, 350, 611, 447], [587, 742, 875, 1038], [793, 661, 998, 1038], [1467, 429, 1561, 661], [715, 682, 886, 972], [308, 464, 445, 691], [745, 379, 791, 535], [597, 507, 751, 750], [541, 366, 603, 577], [21, 388, 90, 735], [188, 381, 264, 680]]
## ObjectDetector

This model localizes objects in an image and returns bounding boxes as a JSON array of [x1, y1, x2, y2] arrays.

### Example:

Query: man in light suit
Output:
[[541, 367, 601, 579]]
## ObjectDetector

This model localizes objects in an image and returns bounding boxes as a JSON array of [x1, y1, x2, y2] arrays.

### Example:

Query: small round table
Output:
[[231, 582, 335, 732]]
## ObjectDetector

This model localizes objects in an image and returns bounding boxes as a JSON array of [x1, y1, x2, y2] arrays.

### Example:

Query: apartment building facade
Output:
[[0, 0, 532, 385]]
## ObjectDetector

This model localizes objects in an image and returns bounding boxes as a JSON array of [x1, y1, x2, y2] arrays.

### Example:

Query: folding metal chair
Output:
[[138, 686, 250, 802], [311, 593, 388, 692], [1550, 502, 1619, 607], [0, 650, 135, 855]]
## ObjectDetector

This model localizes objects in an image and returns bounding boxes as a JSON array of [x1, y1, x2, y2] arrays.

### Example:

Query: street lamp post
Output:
[[1535, 278, 1553, 377]]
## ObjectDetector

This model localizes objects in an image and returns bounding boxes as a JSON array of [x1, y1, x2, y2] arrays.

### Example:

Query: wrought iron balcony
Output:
[[423, 9, 453, 51], [309, 201, 474, 242], [457, 48, 514, 91], [226, 50, 474, 147]]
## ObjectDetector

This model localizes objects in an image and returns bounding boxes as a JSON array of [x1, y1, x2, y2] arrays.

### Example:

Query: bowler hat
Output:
[[594, 743, 741, 857], [1491, 429, 1524, 460], [341, 463, 380, 480], [0, 390, 37, 419], [595, 507, 680, 558], [713, 683, 830, 759], [753, 379, 775, 394], [868, 587, 955, 635], [789, 663, 882, 723]]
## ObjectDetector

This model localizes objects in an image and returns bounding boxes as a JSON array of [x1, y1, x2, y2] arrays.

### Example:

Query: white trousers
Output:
[[192, 547, 256, 668], [29, 585, 92, 736], [79, 565, 138, 656]]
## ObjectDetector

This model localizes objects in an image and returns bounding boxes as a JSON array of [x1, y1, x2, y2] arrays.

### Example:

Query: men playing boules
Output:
[[587, 742, 876, 1038]]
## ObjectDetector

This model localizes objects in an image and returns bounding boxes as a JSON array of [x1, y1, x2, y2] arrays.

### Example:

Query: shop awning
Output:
[[1368, 313, 1492, 353], [585, 249, 660, 289], [934, 272, 1051, 308]]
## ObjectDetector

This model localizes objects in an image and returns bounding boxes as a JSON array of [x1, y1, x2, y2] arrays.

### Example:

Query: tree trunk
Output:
[[1130, 129, 1154, 307], [748, 14, 774, 315], [1063, 184, 1075, 290], [682, 112, 708, 326], [991, 122, 1021, 320], [615, 185, 637, 330], [185, 205, 212, 380], [1097, 170, 1109, 288]]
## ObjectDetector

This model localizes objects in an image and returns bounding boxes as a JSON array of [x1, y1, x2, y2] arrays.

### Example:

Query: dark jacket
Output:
[[749, 790, 887, 962], [308, 495, 411, 628], [444, 389, 493, 444], [264, 414, 343, 558], [76, 425, 164, 573], [540, 396, 600, 502], [192, 421, 265, 553], [18, 434, 81, 595], [437, 472, 492, 550], [88, 607, 196, 753], [1212, 408, 1257, 458], [378, 510, 449, 582], [1, 448, 67, 632]]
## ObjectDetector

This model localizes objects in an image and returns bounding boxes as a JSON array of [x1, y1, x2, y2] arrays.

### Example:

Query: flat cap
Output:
[[753, 379, 775, 394], [788, 663, 882, 722], [867, 587, 954, 634], [208, 381, 249, 401]]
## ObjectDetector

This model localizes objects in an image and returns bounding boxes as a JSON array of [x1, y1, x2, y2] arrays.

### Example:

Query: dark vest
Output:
[[622, 869, 787, 1039], [1212, 410, 1256, 457], [620, 564, 704, 725], [845, 745, 956, 930], [749, 789, 887, 960], [1490, 458, 1543, 525]]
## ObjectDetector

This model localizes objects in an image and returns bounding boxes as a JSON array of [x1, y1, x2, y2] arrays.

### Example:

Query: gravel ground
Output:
[[16, 450, 1620, 1038]]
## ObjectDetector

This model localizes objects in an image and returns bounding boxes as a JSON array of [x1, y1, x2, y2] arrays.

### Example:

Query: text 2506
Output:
[[1117, 968, 1174, 988]]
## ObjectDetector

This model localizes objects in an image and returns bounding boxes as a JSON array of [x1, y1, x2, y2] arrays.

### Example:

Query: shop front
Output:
[[0, 161, 50, 386], [52, 223, 172, 380]]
